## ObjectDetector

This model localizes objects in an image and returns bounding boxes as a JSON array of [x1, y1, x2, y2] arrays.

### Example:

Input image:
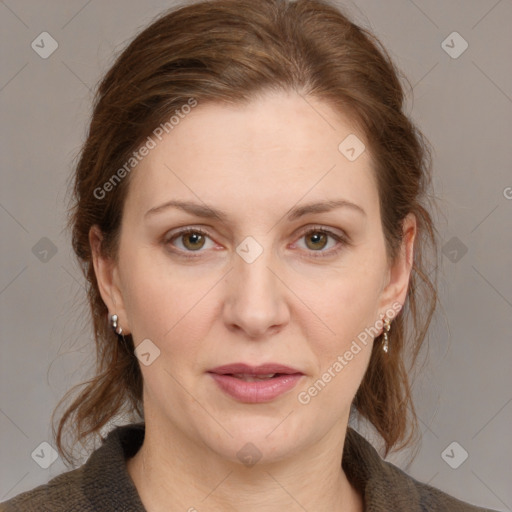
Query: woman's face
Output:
[[92, 90, 415, 464]]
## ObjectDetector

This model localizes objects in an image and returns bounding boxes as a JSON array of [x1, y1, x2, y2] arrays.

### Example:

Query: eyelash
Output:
[[164, 226, 348, 260]]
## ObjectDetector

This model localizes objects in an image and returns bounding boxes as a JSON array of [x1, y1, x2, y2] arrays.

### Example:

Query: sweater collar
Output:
[[343, 427, 421, 510], [82, 422, 420, 511], [82, 423, 146, 511]]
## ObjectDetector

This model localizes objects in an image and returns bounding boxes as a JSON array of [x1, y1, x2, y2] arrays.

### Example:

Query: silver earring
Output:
[[110, 313, 123, 335], [382, 317, 391, 353]]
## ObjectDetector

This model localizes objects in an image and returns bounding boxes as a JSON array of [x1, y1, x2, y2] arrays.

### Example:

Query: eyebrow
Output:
[[144, 198, 366, 221]]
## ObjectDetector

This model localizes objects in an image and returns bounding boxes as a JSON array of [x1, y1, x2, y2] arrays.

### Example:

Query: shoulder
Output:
[[0, 423, 146, 512], [0, 467, 85, 512], [344, 427, 498, 512], [381, 457, 497, 512]]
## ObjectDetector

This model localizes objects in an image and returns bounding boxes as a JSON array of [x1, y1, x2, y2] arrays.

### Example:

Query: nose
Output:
[[223, 243, 290, 339]]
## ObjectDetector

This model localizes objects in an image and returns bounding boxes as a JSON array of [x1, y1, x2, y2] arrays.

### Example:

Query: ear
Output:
[[89, 225, 131, 335], [377, 212, 416, 322]]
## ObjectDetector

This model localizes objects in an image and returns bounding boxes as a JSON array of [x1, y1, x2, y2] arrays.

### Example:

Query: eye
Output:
[[294, 227, 348, 258], [165, 227, 216, 255]]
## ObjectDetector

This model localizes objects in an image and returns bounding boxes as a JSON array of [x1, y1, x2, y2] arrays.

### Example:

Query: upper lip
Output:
[[208, 363, 303, 375]]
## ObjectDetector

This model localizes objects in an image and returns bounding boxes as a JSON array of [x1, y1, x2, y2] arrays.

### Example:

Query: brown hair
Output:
[[55, 0, 438, 464]]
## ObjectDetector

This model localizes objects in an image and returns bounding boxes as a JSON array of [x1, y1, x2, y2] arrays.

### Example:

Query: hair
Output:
[[54, 0, 439, 465]]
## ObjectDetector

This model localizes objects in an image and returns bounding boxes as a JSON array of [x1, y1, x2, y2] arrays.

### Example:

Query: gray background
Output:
[[1, 0, 511, 509]]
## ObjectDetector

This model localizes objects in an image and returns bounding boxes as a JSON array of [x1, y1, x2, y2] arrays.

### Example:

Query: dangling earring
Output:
[[382, 317, 391, 353], [110, 313, 123, 335]]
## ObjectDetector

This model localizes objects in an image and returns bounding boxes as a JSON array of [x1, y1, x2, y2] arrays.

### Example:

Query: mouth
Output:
[[207, 363, 304, 403], [226, 373, 288, 381], [208, 362, 303, 378]]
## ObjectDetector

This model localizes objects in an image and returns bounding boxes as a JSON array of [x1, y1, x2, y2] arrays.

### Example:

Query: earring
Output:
[[110, 313, 123, 335], [382, 317, 391, 353]]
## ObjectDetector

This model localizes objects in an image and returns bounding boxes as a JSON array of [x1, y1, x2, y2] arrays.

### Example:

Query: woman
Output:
[[1, 0, 498, 510]]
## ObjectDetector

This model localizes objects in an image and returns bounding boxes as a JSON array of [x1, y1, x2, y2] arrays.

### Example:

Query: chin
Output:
[[194, 409, 309, 466]]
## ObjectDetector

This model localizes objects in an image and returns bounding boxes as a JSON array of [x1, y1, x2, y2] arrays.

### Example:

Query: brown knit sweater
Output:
[[0, 423, 497, 511]]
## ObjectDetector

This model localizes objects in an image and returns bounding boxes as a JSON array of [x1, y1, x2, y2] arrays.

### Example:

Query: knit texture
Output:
[[1, 423, 497, 511]]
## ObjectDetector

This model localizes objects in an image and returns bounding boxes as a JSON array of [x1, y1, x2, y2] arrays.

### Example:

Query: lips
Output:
[[208, 363, 302, 378], [208, 363, 304, 403]]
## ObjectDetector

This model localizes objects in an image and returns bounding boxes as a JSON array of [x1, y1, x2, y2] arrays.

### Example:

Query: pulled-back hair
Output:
[[55, 0, 438, 465]]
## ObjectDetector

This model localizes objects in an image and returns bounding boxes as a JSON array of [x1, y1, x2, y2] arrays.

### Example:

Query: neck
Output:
[[126, 419, 363, 512]]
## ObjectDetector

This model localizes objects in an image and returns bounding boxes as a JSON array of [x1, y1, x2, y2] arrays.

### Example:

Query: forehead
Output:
[[125, 91, 379, 222]]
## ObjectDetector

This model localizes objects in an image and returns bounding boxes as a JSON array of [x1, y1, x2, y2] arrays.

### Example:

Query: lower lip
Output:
[[209, 373, 303, 403]]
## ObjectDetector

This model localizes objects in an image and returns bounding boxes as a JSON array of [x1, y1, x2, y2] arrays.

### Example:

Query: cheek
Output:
[[299, 273, 378, 404], [119, 248, 217, 353], [119, 249, 182, 337], [299, 263, 384, 350]]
